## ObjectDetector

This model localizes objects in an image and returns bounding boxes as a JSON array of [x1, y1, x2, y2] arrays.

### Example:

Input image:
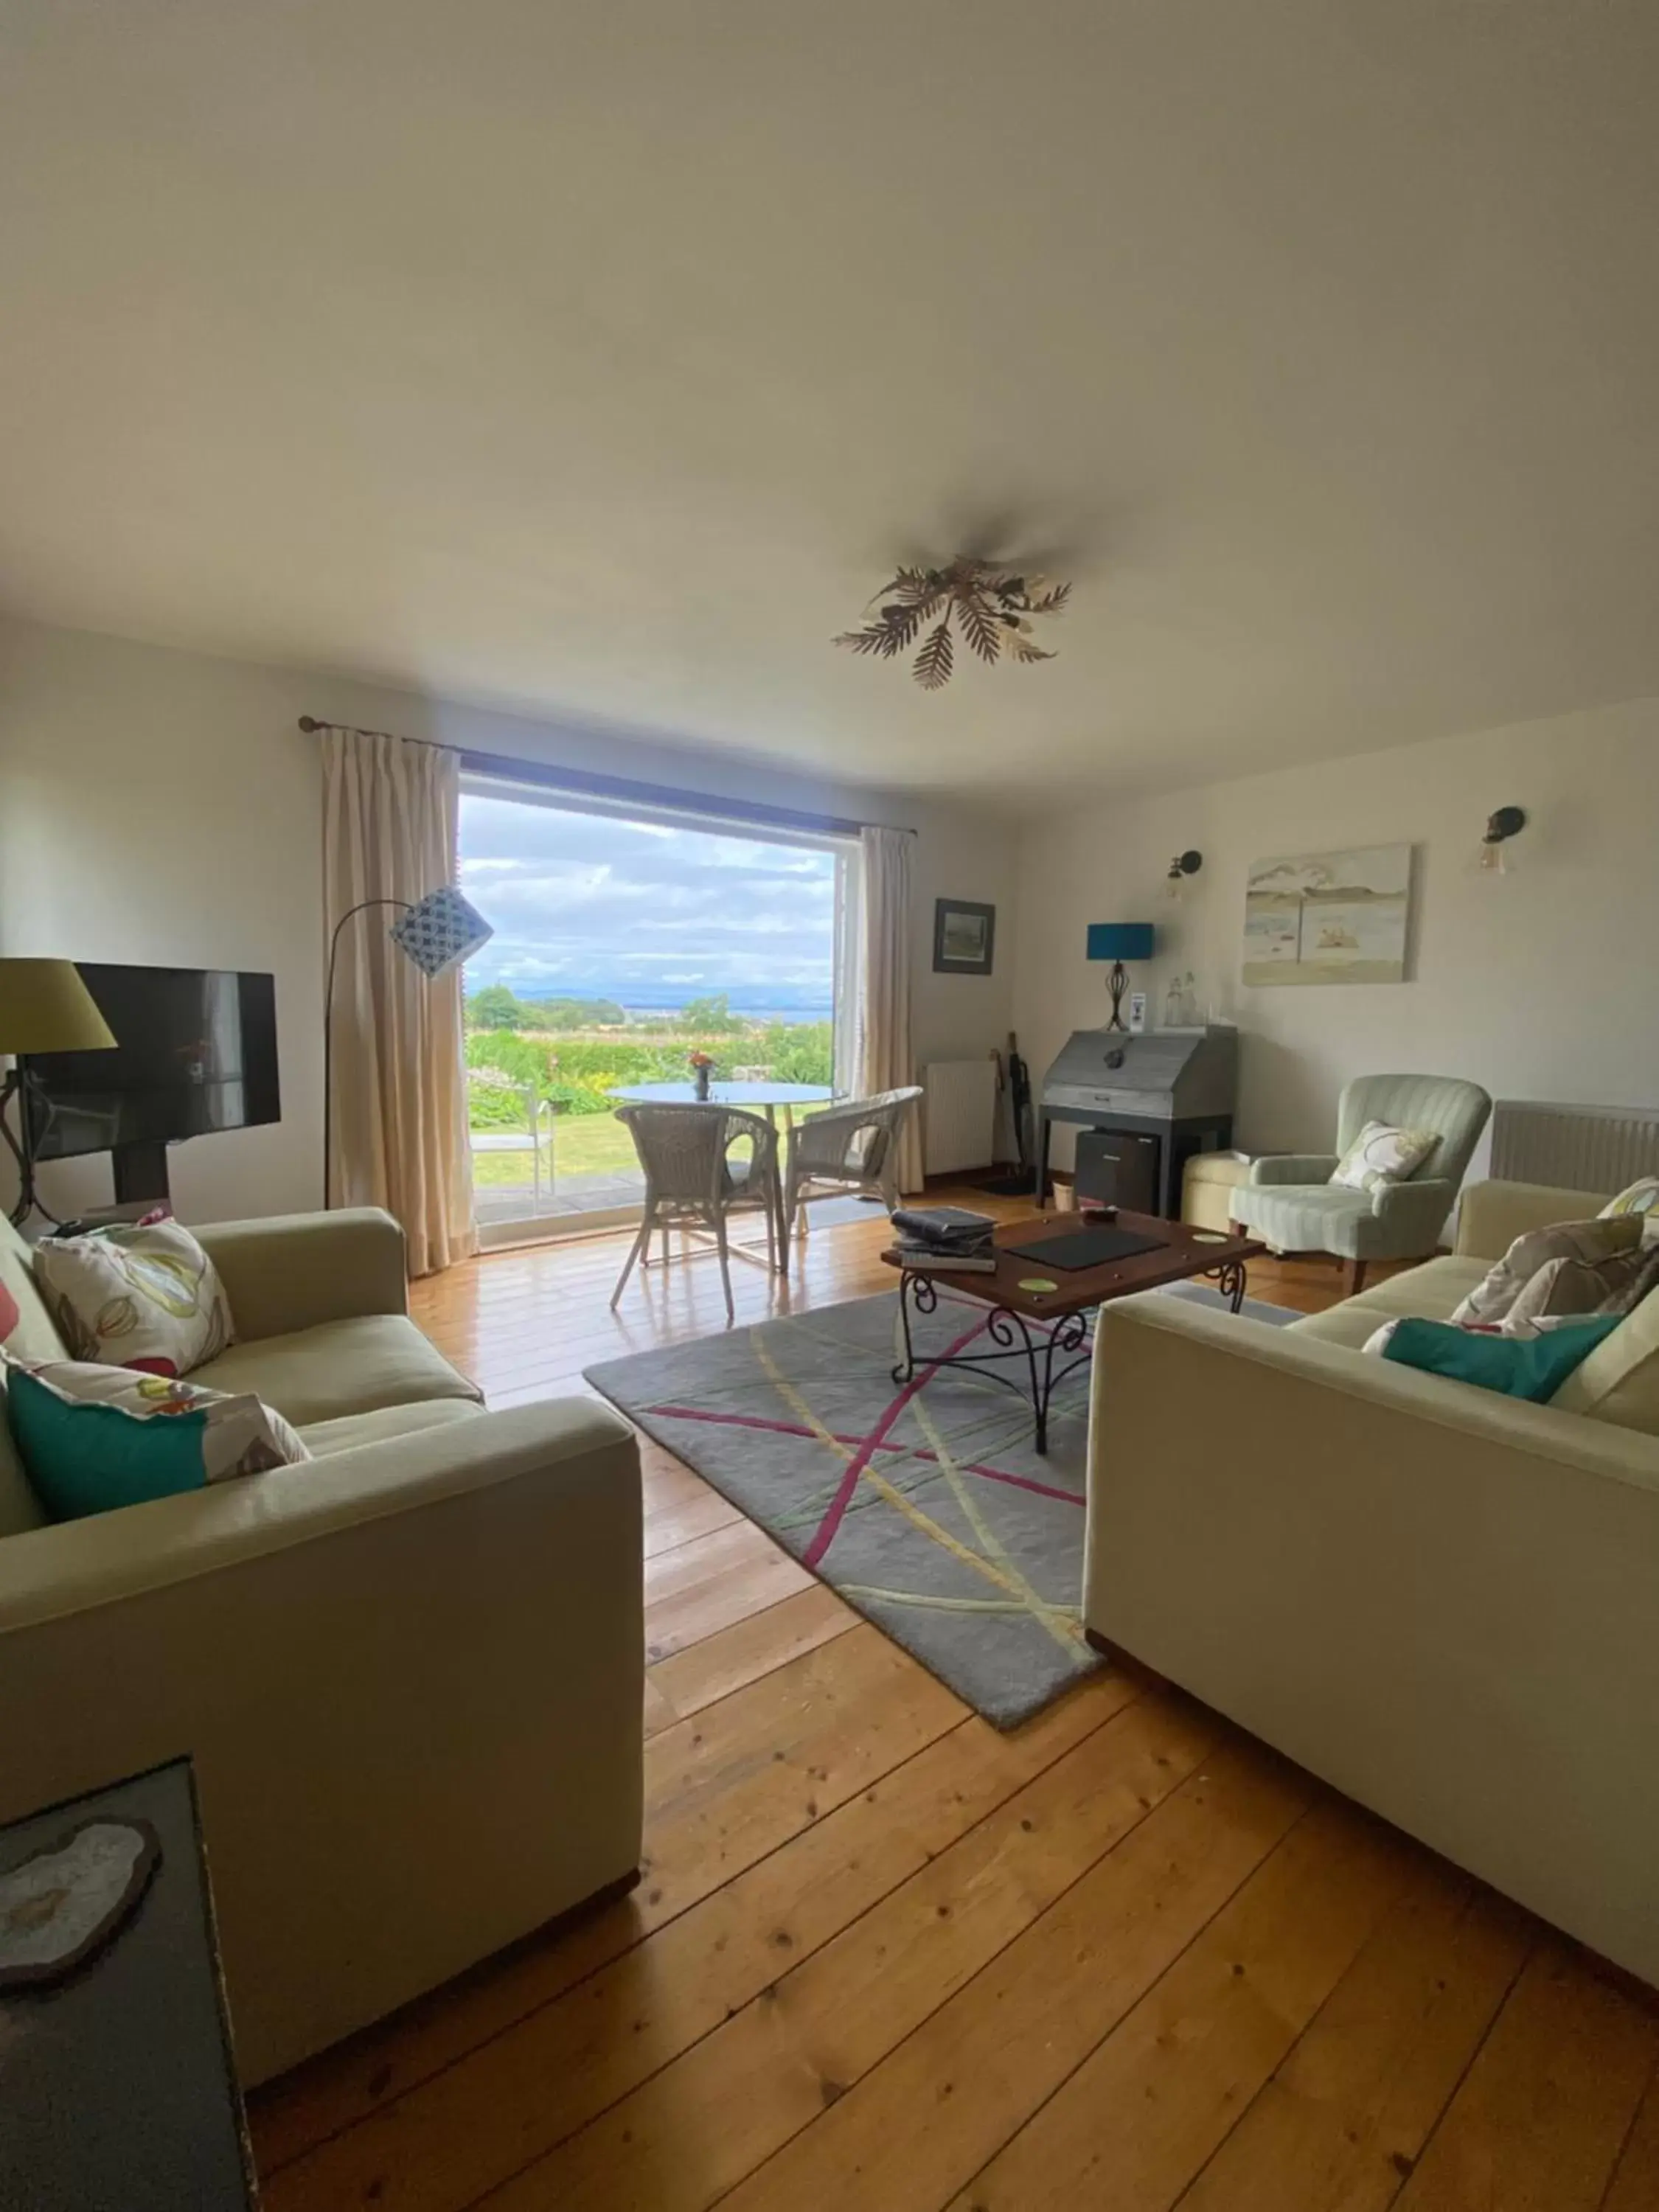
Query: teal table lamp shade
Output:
[[1086, 923, 1155, 962], [1086, 922, 1155, 1032]]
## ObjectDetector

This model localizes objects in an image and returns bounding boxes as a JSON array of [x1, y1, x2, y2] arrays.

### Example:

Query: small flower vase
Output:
[[694, 1064, 712, 1102]]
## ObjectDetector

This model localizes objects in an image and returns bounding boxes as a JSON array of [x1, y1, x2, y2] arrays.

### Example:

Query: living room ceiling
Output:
[[3, 2, 1658, 809]]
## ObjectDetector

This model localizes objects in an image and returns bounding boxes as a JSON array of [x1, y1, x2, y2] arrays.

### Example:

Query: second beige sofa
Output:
[[1084, 1179, 1659, 1989]]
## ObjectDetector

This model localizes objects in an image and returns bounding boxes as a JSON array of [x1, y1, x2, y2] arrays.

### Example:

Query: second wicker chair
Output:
[[782, 1085, 922, 1264]]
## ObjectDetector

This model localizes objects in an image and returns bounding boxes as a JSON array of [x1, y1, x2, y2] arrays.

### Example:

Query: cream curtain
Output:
[[858, 825, 924, 1195], [321, 729, 477, 1276]]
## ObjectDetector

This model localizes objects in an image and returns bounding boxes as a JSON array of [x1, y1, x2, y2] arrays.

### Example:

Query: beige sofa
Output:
[[0, 1208, 643, 2086], [1086, 1179, 1659, 1988]]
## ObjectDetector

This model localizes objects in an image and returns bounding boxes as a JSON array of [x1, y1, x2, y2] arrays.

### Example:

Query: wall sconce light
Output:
[[1478, 807, 1526, 875], [1165, 850, 1203, 901]]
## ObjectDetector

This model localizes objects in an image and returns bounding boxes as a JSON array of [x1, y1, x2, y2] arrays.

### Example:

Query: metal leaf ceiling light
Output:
[[834, 559, 1072, 690]]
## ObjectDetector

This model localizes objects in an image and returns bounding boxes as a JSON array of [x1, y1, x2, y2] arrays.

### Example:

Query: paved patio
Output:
[[474, 1166, 646, 1225]]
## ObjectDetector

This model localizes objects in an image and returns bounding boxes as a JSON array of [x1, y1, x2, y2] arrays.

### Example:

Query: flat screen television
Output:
[[22, 964, 280, 1203]]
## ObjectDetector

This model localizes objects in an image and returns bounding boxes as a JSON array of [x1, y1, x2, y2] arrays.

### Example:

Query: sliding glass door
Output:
[[457, 779, 846, 1239]]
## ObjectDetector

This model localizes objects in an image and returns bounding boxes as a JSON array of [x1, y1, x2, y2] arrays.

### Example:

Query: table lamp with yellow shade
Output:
[[0, 960, 117, 1228]]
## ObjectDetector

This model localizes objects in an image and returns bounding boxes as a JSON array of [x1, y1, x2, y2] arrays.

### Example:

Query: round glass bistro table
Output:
[[605, 1080, 832, 1118]]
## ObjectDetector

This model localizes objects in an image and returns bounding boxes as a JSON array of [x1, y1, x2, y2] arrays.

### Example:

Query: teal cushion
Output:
[[5, 1366, 218, 1520], [1380, 1315, 1621, 1402]]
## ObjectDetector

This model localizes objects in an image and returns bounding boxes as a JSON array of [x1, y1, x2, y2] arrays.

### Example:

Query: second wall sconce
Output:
[[1478, 807, 1526, 874], [1165, 849, 1203, 900]]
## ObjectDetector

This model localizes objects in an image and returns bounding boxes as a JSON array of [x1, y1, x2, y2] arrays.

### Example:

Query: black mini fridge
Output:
[[1074, 1127, 1161, 1214]]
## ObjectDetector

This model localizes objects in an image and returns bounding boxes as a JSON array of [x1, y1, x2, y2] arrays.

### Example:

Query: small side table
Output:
[[0, 1759, 257, 2211]]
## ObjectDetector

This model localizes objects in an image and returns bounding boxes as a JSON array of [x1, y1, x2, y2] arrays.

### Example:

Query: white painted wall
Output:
[[0, 617, 1017, 1222], [1013, 698, 1659, 1175]]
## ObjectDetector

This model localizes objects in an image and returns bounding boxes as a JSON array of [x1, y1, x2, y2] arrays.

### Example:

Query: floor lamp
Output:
[[0, 959, 118, 1228], [323, 886, 493, 1208]]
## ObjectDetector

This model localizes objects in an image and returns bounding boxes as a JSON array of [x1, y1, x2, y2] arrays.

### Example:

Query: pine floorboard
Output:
[[248, 1189, 1657, 2212]]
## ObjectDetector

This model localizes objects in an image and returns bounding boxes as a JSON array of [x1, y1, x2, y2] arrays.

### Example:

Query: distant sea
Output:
[[627, 1004, 832, 1025], [469, 977, 832, 1023]]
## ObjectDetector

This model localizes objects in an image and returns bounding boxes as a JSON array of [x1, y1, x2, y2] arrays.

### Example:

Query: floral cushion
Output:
[[1599, 1177, 1659, 1228], [1, 1356, 307, 1522], [1450, 1214, 1644, 1329], [32, 1219, 234, 1377], [1329, 1121, 1439, 1194]]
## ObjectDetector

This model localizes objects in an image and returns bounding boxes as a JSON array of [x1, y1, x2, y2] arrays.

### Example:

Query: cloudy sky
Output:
[[459, 793, 837, 1015]]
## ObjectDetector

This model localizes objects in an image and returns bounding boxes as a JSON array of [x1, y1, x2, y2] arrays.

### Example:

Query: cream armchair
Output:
[[0, 1207, 643, 2087], [1231, 1073, 1491, 1292]]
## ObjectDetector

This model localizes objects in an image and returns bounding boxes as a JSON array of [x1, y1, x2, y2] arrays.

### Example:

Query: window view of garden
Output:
[[459, 790, 839, 1224]]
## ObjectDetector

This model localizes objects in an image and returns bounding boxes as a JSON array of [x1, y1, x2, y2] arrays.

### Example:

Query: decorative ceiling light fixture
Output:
[[834, 560, 1072, 690]]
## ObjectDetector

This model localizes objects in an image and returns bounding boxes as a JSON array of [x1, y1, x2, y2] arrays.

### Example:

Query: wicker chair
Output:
[[611, 1103, 781, 1321], [782, 1086, 922, 1260]]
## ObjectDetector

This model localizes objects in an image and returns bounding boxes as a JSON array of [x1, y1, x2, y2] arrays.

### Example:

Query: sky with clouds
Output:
[[459, 793, 837, 1015]]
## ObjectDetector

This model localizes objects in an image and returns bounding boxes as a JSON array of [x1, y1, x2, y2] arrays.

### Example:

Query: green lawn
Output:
[[470, 1112, 638, 1187], [468, 1102, 836, 1189]]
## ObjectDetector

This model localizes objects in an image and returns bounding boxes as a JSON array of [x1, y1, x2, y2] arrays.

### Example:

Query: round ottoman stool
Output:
[[1182, 1151, 1253, 1234]]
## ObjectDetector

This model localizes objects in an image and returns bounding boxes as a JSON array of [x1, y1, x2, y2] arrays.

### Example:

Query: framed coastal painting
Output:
[[933, 898, 996, 975], [1242, 844, 1411, 987]]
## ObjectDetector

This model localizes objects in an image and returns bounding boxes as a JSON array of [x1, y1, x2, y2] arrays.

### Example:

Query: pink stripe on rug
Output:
[[801, 1310, 990, 1568], [647, 1401, 1086, 1506]]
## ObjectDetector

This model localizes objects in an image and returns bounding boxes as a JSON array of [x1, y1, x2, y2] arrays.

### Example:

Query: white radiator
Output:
[[922, 1059, 998, 1176], [1489, 1101, 1659, 1194]]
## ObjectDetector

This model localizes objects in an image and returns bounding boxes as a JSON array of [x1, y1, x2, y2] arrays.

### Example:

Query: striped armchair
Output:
[[1230, 1074, 1492, 1292]]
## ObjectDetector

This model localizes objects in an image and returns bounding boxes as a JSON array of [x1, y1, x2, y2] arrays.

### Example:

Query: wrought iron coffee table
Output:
[[881, 1208, 1265, 1454]]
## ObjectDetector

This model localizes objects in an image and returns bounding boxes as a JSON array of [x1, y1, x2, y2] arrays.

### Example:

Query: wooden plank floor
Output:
[[249, 1192, 1659, 2212]]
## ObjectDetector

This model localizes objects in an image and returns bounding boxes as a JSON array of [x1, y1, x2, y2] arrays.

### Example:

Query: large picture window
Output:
[[458, 780, 849, 1235]]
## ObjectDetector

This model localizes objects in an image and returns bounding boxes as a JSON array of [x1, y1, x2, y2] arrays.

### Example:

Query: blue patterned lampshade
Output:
[[1086, 922, 1155, 962], [389, 886, 494, 978]]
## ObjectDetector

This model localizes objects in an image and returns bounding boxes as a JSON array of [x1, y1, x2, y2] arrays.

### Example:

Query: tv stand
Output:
[[112, 1140, 172, 1208]]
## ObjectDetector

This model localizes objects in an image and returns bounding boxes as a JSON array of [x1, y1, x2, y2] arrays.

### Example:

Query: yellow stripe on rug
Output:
[[840, 1585, 1085, 1618], [909, 1385, 1084, 1652], [752, 1330, 1070, 1637]]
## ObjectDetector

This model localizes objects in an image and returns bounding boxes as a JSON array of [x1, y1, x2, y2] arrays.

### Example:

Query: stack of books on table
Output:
[[889, 1206, 1000, 1273]]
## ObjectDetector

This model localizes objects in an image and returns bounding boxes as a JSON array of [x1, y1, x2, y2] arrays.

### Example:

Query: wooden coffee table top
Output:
[[881, 1208, 1265, 1320]]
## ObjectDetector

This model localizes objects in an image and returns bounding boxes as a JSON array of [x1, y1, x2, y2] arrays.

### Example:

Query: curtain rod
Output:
[[297, 717, 914, 841], [299, 715, 406, 742]]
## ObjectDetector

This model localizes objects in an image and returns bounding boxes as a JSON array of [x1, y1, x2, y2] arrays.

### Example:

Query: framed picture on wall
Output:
[[933, 898, 996, 975], [1242, 844, 1412, 986]]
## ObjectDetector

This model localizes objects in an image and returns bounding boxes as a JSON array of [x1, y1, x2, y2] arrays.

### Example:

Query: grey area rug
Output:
[[588, 1279, 1295, 1728]]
